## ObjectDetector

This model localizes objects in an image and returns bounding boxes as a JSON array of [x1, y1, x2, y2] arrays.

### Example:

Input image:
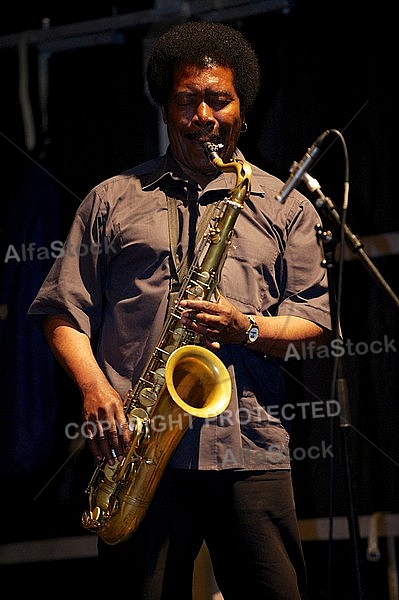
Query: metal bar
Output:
[[0, 1, 291, 50]]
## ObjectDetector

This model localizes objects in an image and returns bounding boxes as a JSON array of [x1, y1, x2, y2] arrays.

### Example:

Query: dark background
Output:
[[0, 2, 397, 598]]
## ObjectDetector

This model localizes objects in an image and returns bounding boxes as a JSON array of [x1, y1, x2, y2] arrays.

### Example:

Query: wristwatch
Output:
[[244, 315, 259, 345]]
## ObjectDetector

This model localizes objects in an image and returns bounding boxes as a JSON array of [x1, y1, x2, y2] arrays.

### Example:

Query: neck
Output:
[[175, 159, 219, 189]]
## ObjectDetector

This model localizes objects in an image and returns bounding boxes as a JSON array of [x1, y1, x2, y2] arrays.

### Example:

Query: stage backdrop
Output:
[[0, 1, 397, 548]]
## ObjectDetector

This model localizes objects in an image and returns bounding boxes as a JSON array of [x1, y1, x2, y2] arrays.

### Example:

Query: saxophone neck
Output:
[[202, 142, 252, 204]]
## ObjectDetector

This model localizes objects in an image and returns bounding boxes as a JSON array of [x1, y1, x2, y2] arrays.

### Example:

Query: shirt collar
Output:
[[142, 146, 263, 196]]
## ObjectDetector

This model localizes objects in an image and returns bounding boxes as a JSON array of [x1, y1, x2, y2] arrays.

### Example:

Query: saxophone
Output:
[[81, 142, 252, 545]]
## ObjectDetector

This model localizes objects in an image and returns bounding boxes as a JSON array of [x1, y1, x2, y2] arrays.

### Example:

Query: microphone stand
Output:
[[305, 177, 398, 600], [306, 174, 399, 311]]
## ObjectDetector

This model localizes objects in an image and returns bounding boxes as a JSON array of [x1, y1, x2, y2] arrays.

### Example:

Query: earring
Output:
[[240, 122, 248, 133]]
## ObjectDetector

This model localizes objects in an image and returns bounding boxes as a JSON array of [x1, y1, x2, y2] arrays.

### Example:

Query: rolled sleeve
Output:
[[28, 189, 112, 337]]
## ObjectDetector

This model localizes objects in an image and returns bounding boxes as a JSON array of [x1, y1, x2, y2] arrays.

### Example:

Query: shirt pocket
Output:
[[220, 233, 282, 314]]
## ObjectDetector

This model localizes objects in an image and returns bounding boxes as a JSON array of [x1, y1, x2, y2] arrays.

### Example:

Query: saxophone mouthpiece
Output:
[[202, 142, 224, 167]]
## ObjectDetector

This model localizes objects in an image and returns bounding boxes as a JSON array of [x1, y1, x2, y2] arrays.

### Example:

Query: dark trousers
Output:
[[98, 469, 307, 600]]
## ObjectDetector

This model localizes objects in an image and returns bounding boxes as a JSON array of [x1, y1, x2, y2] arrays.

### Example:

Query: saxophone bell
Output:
[[165, 344, 232, 418]]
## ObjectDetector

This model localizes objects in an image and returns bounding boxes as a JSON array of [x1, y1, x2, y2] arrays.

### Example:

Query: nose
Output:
[[193, 101, 216, 130]]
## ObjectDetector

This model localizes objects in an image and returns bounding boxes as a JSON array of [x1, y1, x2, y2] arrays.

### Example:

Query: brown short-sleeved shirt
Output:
[[28, 149, 331, 471]]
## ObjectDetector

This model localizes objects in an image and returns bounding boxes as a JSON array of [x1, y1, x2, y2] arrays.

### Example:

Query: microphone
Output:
[[275, 130, 330, 204]]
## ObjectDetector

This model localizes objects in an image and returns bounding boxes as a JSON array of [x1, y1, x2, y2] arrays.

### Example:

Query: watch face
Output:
[[245, 316, 259, 345], [248, 326, 258, 343]]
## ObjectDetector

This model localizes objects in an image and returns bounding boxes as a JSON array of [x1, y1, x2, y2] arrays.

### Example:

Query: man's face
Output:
[[163, 63, 243, 177]]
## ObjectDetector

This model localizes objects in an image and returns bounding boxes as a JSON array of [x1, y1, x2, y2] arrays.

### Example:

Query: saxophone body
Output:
[[81, 143, 252, 545]]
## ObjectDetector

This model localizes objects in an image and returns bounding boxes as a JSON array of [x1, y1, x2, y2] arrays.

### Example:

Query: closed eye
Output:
[[174, 91, 234, 111]]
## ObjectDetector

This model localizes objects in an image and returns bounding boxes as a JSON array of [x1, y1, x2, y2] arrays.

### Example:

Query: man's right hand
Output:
[[82, 382, 131, 465], [43, 314, 131, 465]]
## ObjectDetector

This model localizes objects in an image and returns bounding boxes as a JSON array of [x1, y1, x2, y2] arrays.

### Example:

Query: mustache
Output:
[[186, 131, 221, 144]]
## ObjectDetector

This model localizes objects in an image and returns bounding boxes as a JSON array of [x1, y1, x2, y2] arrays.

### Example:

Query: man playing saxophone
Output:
[[28, 20, 331, 599]]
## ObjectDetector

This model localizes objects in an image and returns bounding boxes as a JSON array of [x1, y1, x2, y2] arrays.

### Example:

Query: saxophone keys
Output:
[[192, 284, 207, 299], [138, 388, 157, 407], [172, 327, 185, 342], [91, 506, 102, 523], [128, 407, 150, 428], [81, 506, 102, 531]]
